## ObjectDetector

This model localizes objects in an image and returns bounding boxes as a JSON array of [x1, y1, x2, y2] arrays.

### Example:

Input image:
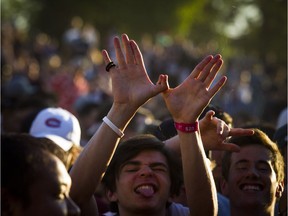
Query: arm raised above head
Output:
[[162, 54, 226, 216], [69, 33, 168, 214]]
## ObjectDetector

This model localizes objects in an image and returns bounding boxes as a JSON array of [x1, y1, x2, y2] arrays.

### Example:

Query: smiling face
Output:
[[107, 150, 171, 216], [221, 145, 283, 214]]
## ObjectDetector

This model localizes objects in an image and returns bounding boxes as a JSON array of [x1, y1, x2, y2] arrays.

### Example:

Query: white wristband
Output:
[[102, 116, 124, 138]]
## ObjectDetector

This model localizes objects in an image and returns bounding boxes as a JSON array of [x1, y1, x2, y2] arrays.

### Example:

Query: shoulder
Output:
[[167, 202, 190, 216], [217, 193, 230, 216], [102, 212, 118, 216]]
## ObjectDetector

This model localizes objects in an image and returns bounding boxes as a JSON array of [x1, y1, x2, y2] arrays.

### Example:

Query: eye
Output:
[[257, 164, 270, 173], [123, 165, 139, 173], [151, 166, 167, 173], [236, 163, 248, 171], [126, 169, 138, 172]]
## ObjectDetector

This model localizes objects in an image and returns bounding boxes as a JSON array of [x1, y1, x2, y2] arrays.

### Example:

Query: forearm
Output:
[[69, 103, 137, 206], [178, 131, 218, 216], [162, 54, 224, 216]]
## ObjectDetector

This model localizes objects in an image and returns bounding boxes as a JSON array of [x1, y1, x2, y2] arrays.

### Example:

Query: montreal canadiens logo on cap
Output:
[[45, 118, 61, 128]]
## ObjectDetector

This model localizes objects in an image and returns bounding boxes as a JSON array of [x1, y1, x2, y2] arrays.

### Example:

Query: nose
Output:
[[66, 197, 81, 216], [246, 166, 260, 179], [139, 165, 153, 177]]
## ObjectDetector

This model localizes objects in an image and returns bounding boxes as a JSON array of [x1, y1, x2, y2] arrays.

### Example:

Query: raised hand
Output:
[[102, 34, 168, 111], [200, 110, 255, 152], [162, 54, 226, 123], [163, 54, 226, 216]]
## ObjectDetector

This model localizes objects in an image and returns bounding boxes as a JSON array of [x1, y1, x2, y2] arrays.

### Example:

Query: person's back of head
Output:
[[1, 133, 80, 216], [29, 107, 81, 151], [200, 104, 233, 127], [29, 107, 83, 170]]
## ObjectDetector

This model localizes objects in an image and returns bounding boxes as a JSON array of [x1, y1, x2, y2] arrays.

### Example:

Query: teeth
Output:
[[136, 185, 153, 191], [242, 185, 260, 191]]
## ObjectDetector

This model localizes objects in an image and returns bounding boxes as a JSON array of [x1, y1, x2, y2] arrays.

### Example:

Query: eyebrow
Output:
[[235, 159, 271, 165], [122, 160, 168, 169]]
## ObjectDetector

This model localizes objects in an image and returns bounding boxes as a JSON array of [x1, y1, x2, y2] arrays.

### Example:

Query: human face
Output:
[[107, 150, 171, 215], [222, 145, 283, 212], [18, 156, 80, 216]]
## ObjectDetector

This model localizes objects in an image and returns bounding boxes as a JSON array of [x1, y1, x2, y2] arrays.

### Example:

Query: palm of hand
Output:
[[102, 34, 168, 109], [111, 64, 158, 107], [163, 54, 226, 122], [163, 78, 212, 121]]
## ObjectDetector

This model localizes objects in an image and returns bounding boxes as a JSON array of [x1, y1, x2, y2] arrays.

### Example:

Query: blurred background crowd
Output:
[[1, 0, 287, 147]]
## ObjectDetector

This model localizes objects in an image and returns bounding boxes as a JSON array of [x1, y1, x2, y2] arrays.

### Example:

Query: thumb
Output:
[[154, 74, 169, 94], [205, 110, 215, 120]]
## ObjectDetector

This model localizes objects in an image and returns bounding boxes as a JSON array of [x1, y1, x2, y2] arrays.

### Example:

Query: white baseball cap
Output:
[[29, 107, 81, 151]]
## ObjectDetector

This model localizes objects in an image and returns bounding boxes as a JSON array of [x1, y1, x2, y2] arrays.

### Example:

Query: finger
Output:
[[154, 74, 169, 94], [114, 36, 126, 67], [102, 50, 112, 65], [205, 110, 215, 120], [198, 54, 221, 82], [205, 58, 224, 88], [130, 40, 145, 67], [122, 34, 135, 65], [223, 125, 231, 137], [208, 76, 227, 99], [229, 128, 255, 136], [190, 55, 213, 79], [216, 118, 225, 135], [156, 74, 169, 86]]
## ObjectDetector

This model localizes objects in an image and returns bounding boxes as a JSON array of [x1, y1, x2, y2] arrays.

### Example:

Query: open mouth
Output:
[[239, 184, 264, 192], [135, 184, 157, 197]]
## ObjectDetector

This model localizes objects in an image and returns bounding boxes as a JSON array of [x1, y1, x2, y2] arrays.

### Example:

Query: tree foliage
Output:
[[2, 0, 287, 67]]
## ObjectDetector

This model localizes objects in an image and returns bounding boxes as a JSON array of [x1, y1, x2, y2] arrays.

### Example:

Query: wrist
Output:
[[102, 116, 124, 138], [174, 121, 199, 133], [110, 103, 137, 118], [107, 104, 137, 130]]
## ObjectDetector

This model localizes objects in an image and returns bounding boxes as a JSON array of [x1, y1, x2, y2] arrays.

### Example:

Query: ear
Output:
[[275, 181, 284, 198], [220, 179, 229, 198], [106, 190, 118, 202]]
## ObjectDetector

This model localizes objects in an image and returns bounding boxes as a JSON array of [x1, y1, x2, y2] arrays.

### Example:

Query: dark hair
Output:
[[35, 137, 69, 166], [222, 129, 285, 182], [199, 104, 233, 126], [1, 133, 59, 208], [102, 134, 183, 211]]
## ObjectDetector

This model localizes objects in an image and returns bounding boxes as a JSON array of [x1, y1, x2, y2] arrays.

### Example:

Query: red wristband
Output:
[[174, 121, 199, 133]]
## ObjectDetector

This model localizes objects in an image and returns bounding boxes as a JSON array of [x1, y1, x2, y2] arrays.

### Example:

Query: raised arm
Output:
[[162, 54, 225, 216], [69, 34, 168, 214]]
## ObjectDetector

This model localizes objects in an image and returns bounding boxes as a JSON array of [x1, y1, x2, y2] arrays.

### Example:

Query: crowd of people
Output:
[[1, 16, 287, 216], [1, 16, 286, 136]]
